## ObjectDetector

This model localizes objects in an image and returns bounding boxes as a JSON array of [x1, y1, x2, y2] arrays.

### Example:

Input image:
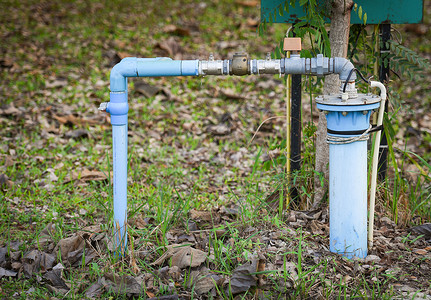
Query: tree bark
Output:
[[313, 0, 354, 207]]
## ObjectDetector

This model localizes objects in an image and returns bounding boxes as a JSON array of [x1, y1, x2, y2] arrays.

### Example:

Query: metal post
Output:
[[290, 71, 301, 203], [289, 29, 301, 204], [378, 23, 390, 181]]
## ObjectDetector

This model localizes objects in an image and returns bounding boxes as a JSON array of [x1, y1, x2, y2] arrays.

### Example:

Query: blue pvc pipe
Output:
[[316, 103, 379, 258], [329, 140, 368, 258], [108, 57, 199, 255], [106, 91, 129, 254], [112, 124, 128, 254], [110, 57, 199, 92]]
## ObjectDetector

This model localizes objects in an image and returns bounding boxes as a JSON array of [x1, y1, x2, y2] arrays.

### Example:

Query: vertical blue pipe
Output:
[[112, 124, 128, 253], [329, 139, 367, 258], [106, 92, 129, 254], [316, 103, 379, 258]]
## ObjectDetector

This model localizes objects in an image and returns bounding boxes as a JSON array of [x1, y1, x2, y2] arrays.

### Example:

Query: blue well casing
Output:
[[316, 102, 380, 259]]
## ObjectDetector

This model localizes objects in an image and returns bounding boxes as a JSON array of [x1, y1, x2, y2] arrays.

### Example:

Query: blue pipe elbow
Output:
[[110, 57, 138, 92], [110, 57, 199, 92]]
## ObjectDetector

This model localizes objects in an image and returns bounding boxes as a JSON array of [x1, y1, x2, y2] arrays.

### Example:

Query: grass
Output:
[[1, 0, 431, 298]]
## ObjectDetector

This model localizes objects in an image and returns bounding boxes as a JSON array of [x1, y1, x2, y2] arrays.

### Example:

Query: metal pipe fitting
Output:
[[333, 57, 357, 81], [252, 59, 282, 75], [198, 59, 227, 75], [231, 52, 249, 76]]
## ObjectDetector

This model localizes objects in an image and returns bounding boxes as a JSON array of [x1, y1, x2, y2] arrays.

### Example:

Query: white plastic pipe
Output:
[[368, 81, 387, 247]]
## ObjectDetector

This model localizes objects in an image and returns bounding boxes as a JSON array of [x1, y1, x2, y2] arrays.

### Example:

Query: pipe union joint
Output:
[[108, 92, 129, 125], [312, 54, 329, 77]]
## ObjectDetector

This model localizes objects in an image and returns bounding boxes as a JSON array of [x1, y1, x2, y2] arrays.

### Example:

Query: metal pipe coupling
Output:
[[231, 52, 249, 76]]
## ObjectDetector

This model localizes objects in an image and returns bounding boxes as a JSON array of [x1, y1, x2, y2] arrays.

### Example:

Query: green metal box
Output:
[[261, 0, 423, 24]]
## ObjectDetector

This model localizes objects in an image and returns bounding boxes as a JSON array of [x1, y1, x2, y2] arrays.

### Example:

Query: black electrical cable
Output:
[[342, 68, 371, 93]]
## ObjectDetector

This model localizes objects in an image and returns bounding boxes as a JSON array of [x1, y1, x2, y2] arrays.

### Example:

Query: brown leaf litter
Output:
[[63, 168, 111, 184], [152, 244, 207, 269]]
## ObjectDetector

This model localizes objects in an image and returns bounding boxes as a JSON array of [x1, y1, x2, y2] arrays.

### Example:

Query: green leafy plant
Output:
[[387, 40, 431, 80]]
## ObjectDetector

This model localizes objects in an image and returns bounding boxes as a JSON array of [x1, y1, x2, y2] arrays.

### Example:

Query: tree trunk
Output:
[[313, 0, 354, 207]]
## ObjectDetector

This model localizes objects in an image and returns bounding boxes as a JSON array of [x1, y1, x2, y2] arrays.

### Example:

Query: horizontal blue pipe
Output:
[[110, 57, 199, 92]]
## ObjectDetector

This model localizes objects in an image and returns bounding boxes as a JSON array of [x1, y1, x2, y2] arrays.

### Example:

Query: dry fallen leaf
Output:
[[0, 267, 17, 279], [85, 279, 105, 299], [171, 246, 207, 269], [194, 273, 221, 295], [163, 24, 191, 36], [413, 248, 428, 255], [54, 235, 85, 262], [310, 220, 327, 236], [53, 114, 99, 126], [410, 223, 431, 239], [152, 244, 207, 269], [0, 104, 20, 115], [189, 209, 214, 222], [0, 247, 7, 265], [147, 295, 179, 300], [22, 250, 55, 277], [227, 257, 259, 294], [63, 169, 110, 184], [43, 268, 69, 292], [0, 174, 13, 189], [156, 37, 182, 59], [104, 272, 143, 296]]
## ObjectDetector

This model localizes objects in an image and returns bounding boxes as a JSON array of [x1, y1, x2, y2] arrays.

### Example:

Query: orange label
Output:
[[283, 37, 302, 51]]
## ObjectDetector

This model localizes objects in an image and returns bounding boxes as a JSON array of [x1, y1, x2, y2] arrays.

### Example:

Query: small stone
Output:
[[365, 255, 381, 263]]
